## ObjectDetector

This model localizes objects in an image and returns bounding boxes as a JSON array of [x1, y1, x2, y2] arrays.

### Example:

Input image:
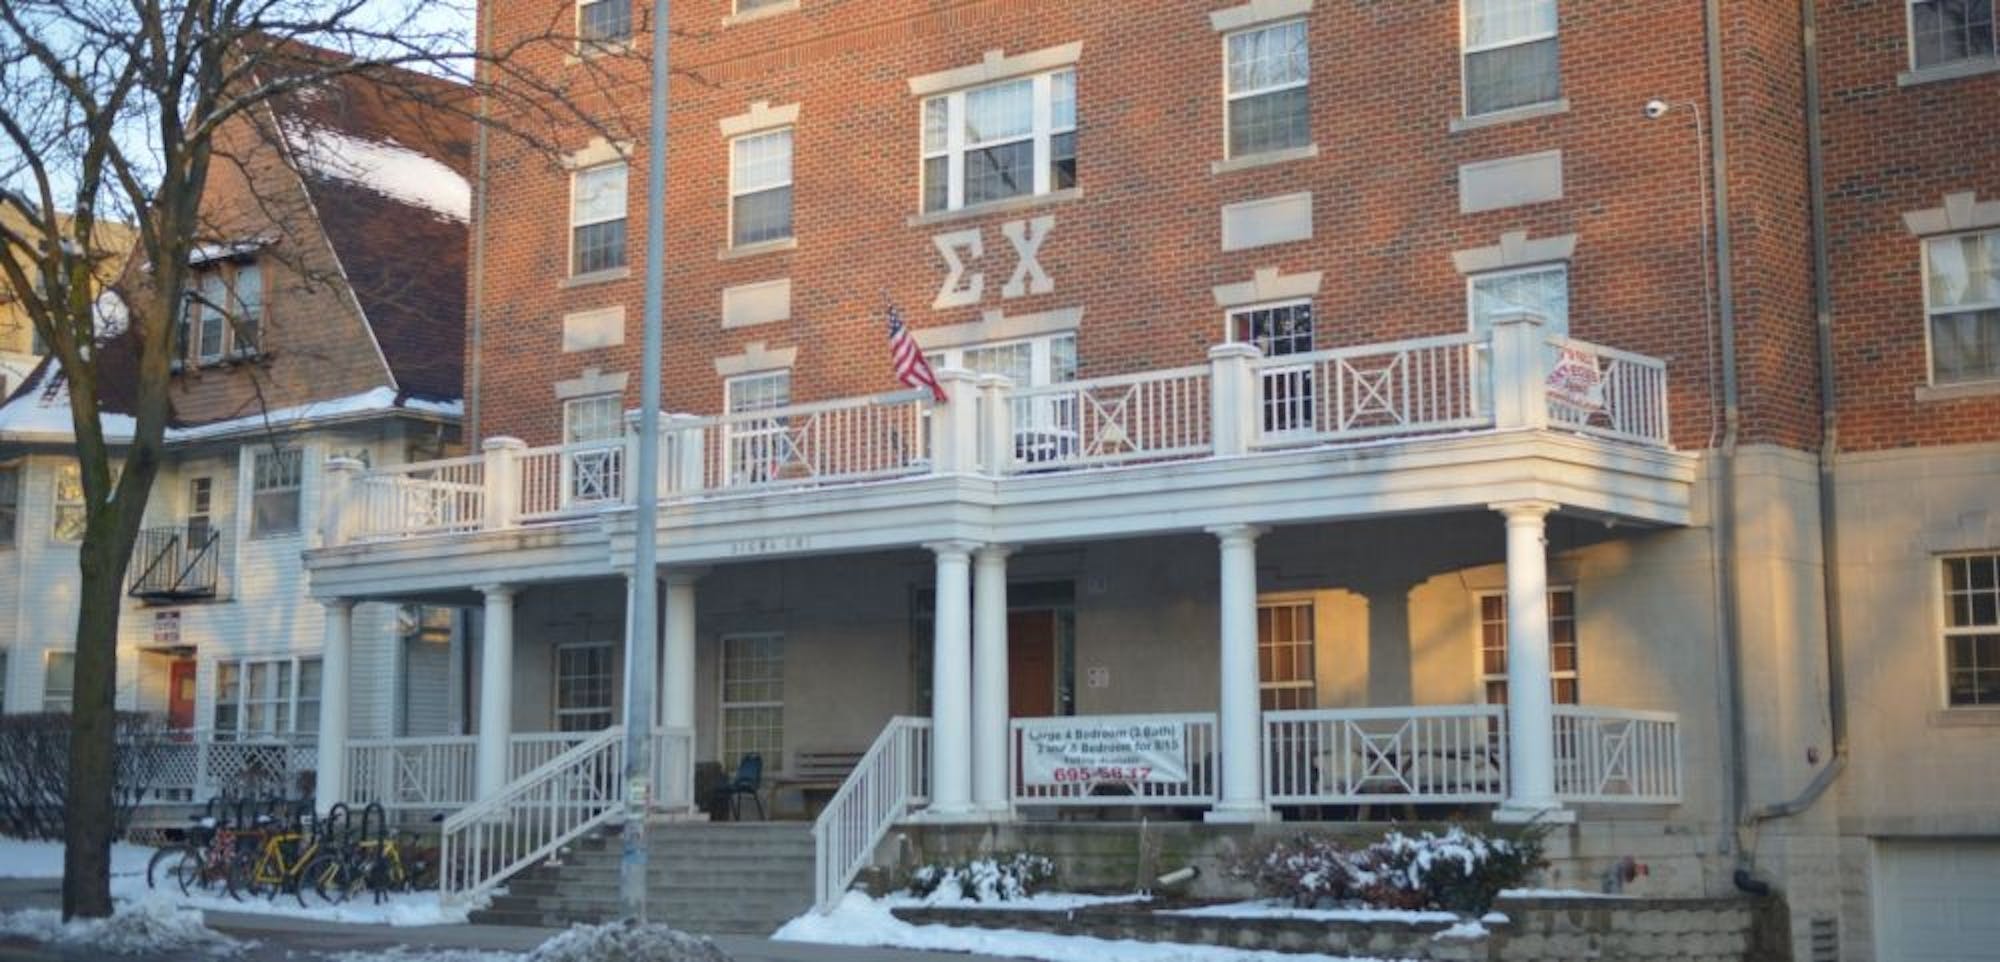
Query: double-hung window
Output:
[[1478, 588, 1578, 705], [250, 447, 302, 539], [43, 651, 75, 712], [554, 642, 615, 732], [1943, 554, 2000, 706], [922, 69, 1076, 214], [183, 261, 266, 364], [723, 371, 793, 484], [571, 163, 629, 276], [730, 129, 794, 248], [0, 464, 17, 548], [1224, 20, 1310, 159], [1257, 597, 1317, 710], [1462, 0, 1561, 117], [577, 0, 632, 44], [720, 634, 784, 771], [1925, 228, 2000, 385], [1910, 0, 1997, 70], [562, 394, 624, 506], [1232, 301, 1316, 433], [52, 463, 85, 542], [213, 656, 322, 738]]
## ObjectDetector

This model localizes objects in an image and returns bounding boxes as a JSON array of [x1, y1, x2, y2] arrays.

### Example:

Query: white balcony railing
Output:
[[1262, 705, 1508, 805], [348, 736, 478, 810], [324, 316, 1673, 545], [1552, 705, 1682, 804]]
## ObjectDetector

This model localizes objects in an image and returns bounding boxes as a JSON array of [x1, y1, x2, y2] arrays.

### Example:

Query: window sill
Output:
[[723, 0, 799, 27], [1931, 708, 2000, 728], [1898, 57, 2000, 88], [561, 267, 631, 289], [906, 187, 1084, 229], [564, 38, 638, 65], [719, 237, 798, 261], [1211, 144, 1320, 176], [1915, 379, 2000, 403], [1449, 98, 1571, 134]]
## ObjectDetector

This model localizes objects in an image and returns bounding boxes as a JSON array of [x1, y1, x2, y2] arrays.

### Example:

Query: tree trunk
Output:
[[61, 532, 128, 919]]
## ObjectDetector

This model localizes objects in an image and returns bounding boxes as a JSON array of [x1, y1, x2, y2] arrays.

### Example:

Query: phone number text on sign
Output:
[[1020, 720, 1188, 786]]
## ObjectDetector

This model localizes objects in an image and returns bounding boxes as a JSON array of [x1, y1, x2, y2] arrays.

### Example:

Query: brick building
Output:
[[293, 1, 1997, 955]]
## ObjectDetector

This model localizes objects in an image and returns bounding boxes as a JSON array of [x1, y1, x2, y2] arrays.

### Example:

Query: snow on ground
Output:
[[1159, 900, 1458, 925], [885, 889, 1154, 911], [106, 870, 476, 927], [0, 838, 158, 879], [0, 895, 243, 956], [775, 892, 1414, 962], [1497, 887, 1633, 899], [1431, 921, 1488, 940], [325, 949, 517, 962]]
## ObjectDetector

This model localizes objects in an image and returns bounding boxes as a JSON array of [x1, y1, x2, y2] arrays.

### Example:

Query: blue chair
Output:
[[713, 753, 765, 821]]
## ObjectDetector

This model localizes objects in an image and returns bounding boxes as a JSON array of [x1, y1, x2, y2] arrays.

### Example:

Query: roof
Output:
[[0, 354, 137, 444]]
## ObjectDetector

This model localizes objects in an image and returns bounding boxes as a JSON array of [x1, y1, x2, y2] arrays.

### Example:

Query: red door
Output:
[[1007, 611, 1058, 718], [167, 659, 197, 733]]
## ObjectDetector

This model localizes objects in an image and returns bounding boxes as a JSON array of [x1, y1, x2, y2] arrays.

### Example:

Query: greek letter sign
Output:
[[1020, 719, 1188, 786]]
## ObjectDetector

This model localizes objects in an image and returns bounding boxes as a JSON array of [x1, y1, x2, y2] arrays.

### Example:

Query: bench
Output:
[[767, 750, 864, 817]]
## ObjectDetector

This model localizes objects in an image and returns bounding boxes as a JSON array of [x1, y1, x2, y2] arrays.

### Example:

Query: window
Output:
[[1470, 263, 1570, 410], [1232, 301, 1316, 433], [554, 642, 615, 732], [571, 163, 628, 276], [932, 332, 1079, 457], [213, 656, 320, 738], [730, 129, 794, 248], [183, 261, 266, 365], [723, 370, 793, 484], [562, 394, 624, 505], [1463, 0, 1560, 117], [720, 634, 783, 771], [1478, 589, 1578, 705], [250, 447, 303, 539], [296, 658, 323, 734], [1943, 554, 2000, 706], [735, 0, 791, 13], [0, 649, 7, 713], [187, 477, 213, 548], [43, 651, 75, 712], [1925, 229, 2000, 385], [577, 0, 631, 44], [52, 463, 85, 542], [922, 69, 1076, 214], [1258, 598, 1316, 710], [1910, 0, 1997, 69], [1224, 20, 1310, 159], [0, 465, 16, 548]]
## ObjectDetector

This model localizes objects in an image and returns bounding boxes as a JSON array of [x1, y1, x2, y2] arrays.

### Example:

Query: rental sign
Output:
[[1020, 719, 1189, 786]]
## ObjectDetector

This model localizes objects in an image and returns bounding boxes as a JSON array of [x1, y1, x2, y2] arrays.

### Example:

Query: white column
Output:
[[658, 570, 702, 812], [475, 584, 517, 801], [314, 599, 354, 814], [926, 541, 978, 820], [971, 545, 1012, 818], [1492, 500, 1566, 822], [1206, 524, 1273, 822]]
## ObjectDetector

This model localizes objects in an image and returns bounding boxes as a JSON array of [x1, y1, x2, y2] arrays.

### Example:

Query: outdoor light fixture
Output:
[[1644, 99, 1671, 120]]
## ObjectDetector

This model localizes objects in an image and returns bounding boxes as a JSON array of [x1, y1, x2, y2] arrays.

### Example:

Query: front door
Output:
[[167, 658, 197, 732], [1008, 611, 1058, 718]]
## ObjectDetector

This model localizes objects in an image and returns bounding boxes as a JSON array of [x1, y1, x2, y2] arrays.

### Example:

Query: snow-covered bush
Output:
[[0, 897, 241, 955], [1234, 834, 1362, 908], [1353, 825, 1544, 914], [905, 852, 1056, 902], [526, 921, 732, 962]]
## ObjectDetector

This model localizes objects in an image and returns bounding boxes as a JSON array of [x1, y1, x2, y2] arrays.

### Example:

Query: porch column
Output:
[[1493, 500, 1564, 821], [475, 584, 517, 801], [659, 569, 702, 812], [314, 599, 353, 814], [927, 541, 978, 820], [971, 545, 1012, 817], [1207, 524, 1273, 822]]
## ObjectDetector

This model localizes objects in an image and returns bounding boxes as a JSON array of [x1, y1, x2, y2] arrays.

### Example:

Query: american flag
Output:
[[887, 305, 948, 402]]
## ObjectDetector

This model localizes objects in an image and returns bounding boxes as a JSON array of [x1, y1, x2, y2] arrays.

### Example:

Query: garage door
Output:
[[1876, 840, 2000, 962]]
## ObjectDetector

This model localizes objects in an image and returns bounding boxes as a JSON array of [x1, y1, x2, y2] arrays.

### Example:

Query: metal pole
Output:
[[621, 0, 670, 924]]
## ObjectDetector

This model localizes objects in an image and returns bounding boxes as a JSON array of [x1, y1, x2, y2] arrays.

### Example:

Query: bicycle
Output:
[[230, 801, 335, 904]]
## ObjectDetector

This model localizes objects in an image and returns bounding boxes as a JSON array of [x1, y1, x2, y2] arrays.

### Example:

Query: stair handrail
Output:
[[811, 715, 931, 912], [439, 724, 627, 906]]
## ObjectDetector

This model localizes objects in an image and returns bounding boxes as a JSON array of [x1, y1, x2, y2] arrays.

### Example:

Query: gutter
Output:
[[466, 0, 494, 442]]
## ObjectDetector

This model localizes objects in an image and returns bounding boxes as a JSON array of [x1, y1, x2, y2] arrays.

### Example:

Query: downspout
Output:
[[466, 0, 494, 442], [1741, 0, 1850, 834]]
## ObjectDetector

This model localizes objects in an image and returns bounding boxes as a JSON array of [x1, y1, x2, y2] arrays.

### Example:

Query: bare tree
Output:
[[0, 0, 650, 919]]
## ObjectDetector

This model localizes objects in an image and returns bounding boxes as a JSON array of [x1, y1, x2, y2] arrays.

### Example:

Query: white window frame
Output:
[[52, 462, 85, 543], [920, 68, 1076, 214], [569, 162, 629, 277], [553, 640, 616, 732], [1938, 552, 2000, 708], [0, 462, 18, 548], [1228, 299, 1317, 435], [562, 394, 625, 508], [184, 261, 266, 365], [249, 447, 303, 540], [1222, 19, 1311, 160], [1475, 586, 1578, 705], [1257, 594, 1317, 710], [1921, 227, 2000, 387], [1460, 0, 1561, 118], [728, 127, 794, 249], [43, 650, 75, 713], [718, 632, 784, 772], [927, 331, 1078, 448], [576, 0, 633, 45], [211, 655, 321, 739], [722, 369, 794, 485], [1907, 0, 1999, 71]]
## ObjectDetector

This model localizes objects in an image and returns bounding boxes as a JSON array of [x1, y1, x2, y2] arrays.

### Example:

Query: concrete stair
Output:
[[468, 821, 818, 935]]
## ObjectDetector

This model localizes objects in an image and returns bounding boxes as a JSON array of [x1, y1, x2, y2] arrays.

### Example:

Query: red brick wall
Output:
[[1814, 0, 2000, 452], [470, 0, 1845, 453]]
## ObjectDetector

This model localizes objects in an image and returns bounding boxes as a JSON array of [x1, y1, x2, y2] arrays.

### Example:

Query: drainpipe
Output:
[[1739, 0, 1850, 841], [466, 0, 494, 441]]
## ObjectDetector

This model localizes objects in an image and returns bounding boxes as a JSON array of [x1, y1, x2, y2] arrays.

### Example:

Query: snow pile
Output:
[[0, 838, 159, 879], [524, 922, 731, 962], [328, 949, 517, 962], [0, 896, 242, 956], [1432, 920, 1488, 941], [1162, 901, 1455, 925], [283, 120, 471, 222], [889, 891, 1152, 912]]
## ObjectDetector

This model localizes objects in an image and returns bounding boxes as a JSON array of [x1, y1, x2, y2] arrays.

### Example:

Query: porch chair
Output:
[[712, 753, 765, 821]]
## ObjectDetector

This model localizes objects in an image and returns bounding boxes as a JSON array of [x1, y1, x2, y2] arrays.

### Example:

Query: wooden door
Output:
[[167, 658, 197, 732], [1008, 611, 1057, 718]]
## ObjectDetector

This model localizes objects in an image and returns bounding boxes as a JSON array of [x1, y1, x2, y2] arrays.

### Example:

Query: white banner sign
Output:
[[1020, 719, 1188, 786]]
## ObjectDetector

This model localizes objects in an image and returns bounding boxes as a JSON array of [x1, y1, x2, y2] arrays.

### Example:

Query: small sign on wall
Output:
[[1085, 666, 1110, 690], [153, 610, 181, 645]]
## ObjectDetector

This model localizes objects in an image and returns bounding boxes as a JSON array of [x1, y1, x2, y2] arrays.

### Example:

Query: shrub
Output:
[[0, 712, 177, 841], [1235, 834, 1362, 908], [1353, 825, 1546, 914], [906, 852, 1056, 902]]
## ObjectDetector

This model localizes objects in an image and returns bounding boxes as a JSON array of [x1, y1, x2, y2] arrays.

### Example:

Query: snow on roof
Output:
[[0, 365, 136, 443], [280, 119, 471, 223], [0, 370, 458, 446]]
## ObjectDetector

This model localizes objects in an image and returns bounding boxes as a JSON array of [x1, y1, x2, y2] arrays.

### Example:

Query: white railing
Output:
[[348, 736, 478, 810], [812, 716, 931, 912], [348, 457, 485, 541], [1252, 333, 1490, 449], [1263, 705, 1507, 805], [1009, 713, 1218, 806], [508, 732, 590, 779], [697, 389, 932, 494], [440, 726, 625, 905], [1545, 336, 1671, 447], [518, 442, 625, 522], [1553, 706, 1681, 804], [1004, 367, 1212, 471], [195, 735, 319, 800]]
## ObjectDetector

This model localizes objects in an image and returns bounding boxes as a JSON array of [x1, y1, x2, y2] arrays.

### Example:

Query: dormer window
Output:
[[178, 259, 265, 367]]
